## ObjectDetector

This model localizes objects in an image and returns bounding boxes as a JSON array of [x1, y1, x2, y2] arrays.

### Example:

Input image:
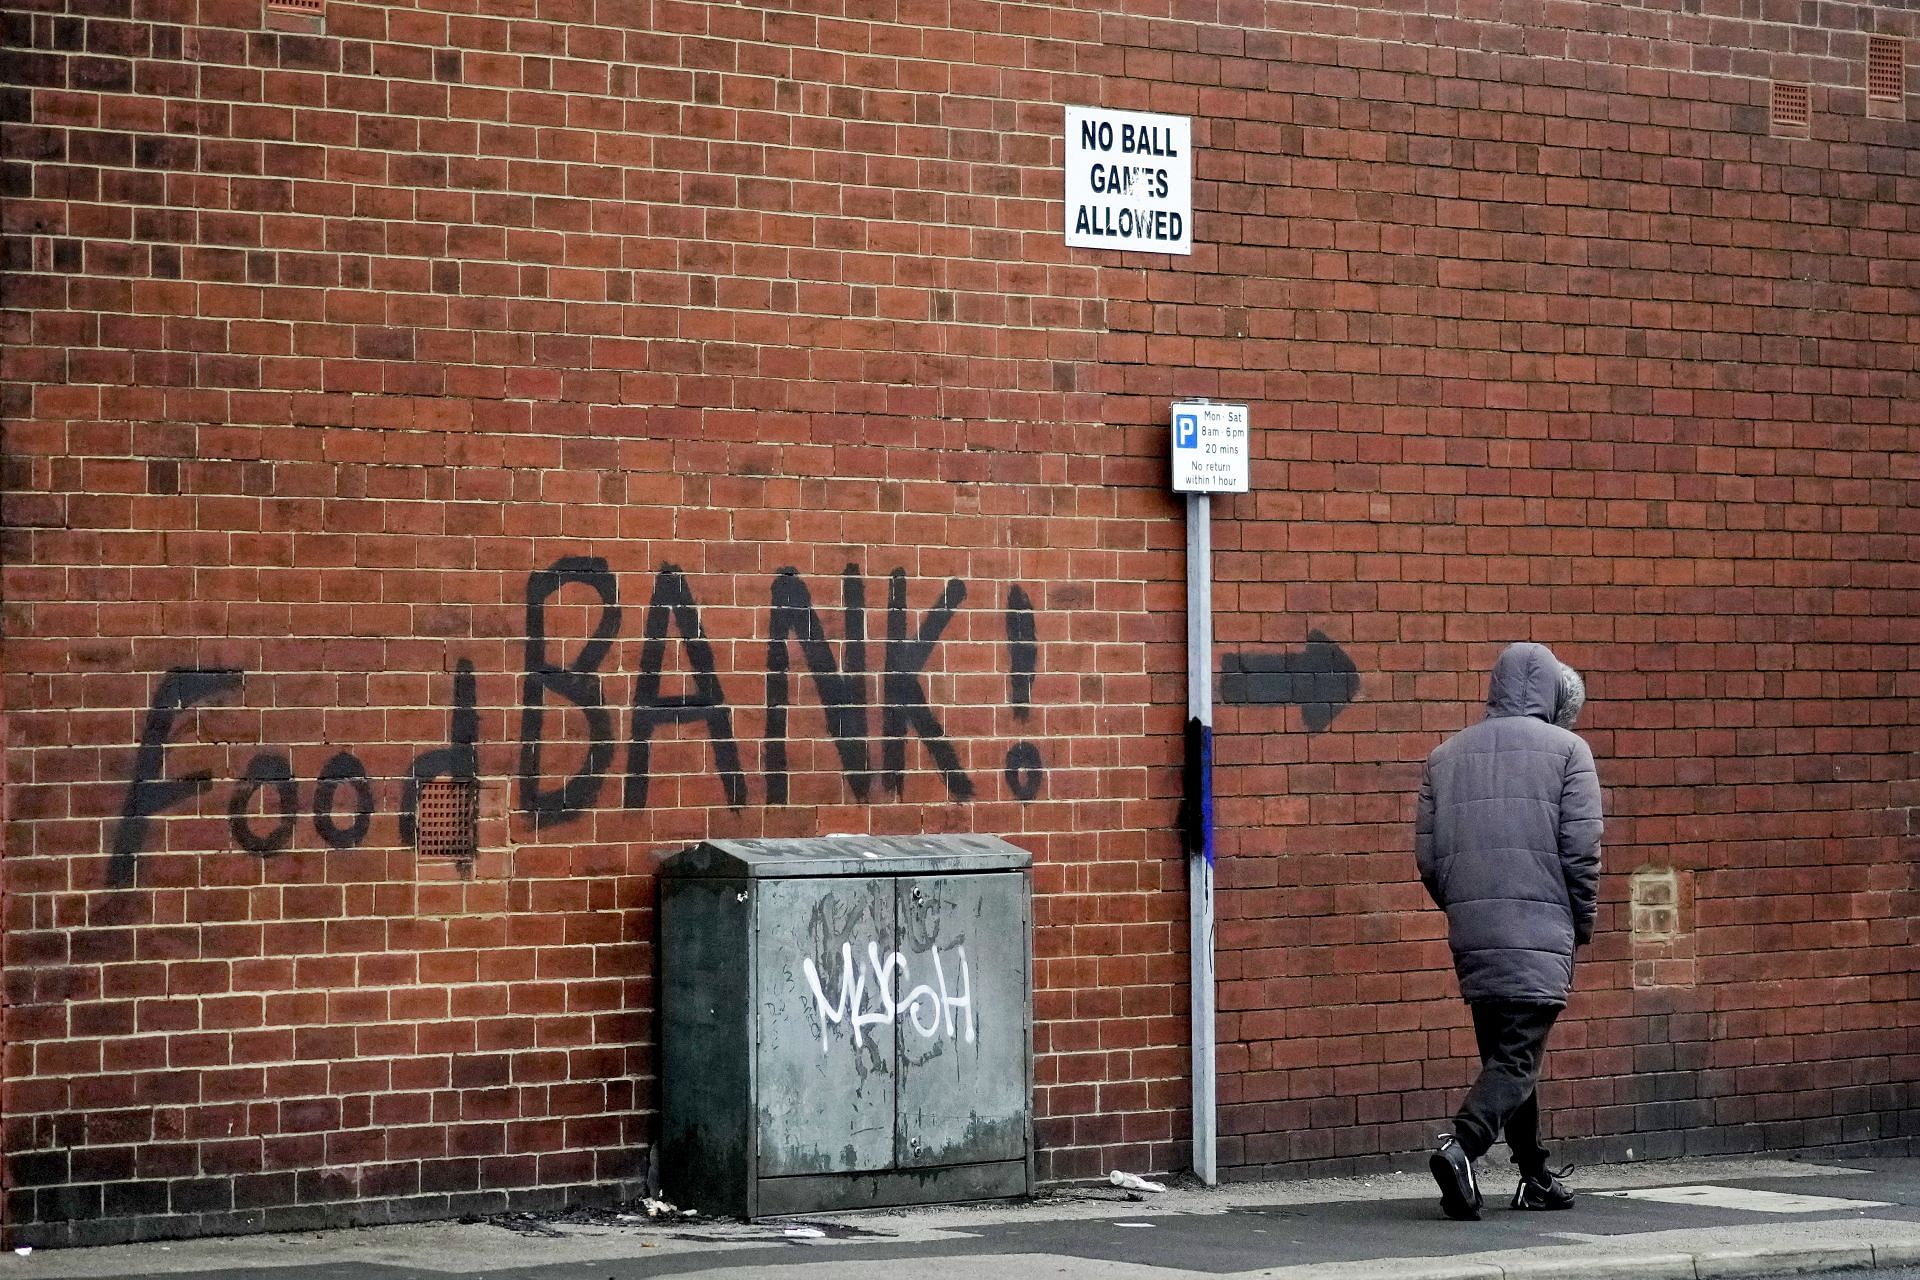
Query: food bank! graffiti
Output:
[[107, 559, 1046, 887], [802, 940, 975, 1054], [517, 559, 1037, 825]]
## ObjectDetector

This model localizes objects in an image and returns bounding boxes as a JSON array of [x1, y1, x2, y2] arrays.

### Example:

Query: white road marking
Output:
[[1594, 1185, 1891, 1214]]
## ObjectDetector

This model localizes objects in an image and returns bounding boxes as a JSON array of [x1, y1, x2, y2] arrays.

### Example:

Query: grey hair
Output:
[[1554, 664, 1586, 730]]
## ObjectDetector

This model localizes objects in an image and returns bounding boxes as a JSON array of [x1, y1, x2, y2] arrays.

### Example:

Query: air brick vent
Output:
[[415, 777, 479, 860], [1868, 36, 1906, 116], [1770, 81, 1810, 136], [264, 0, 322, 31]]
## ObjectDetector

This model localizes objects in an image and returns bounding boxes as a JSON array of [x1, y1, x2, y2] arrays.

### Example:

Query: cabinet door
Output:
[[755, 876, 897, 1175], [660, 877, 752, 1217], [894, 872, 1029, 1167]]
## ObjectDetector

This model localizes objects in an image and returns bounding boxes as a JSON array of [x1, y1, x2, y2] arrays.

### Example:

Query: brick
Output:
[[3, 0, 1917, 1249]]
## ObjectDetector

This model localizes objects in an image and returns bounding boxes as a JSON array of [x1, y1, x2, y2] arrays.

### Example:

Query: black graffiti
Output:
[[229, 752, 296, 856], [109, 664, 480, 885], [1003, 585, 1043, 801], [312, 752, 373, 849], [1004, 743, 1044, 801], [517, 557, 620, 827], [1006, 584, 1037, 710], [401, 659, 478, 847], [765, 565, 871, 805], [624, 564, 748, 811], [882, 569, 974, 802], [1218, 629, 1359, 733], [109, 563, 1050, 884], [108, 668, 242, 887]]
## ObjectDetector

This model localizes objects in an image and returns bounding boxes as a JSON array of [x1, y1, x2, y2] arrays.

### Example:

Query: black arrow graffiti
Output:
[[1219, 630, 1358, 733]]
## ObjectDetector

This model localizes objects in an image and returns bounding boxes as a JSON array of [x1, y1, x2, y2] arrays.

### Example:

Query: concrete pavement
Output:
[[6, 1154, 1920, 1279]]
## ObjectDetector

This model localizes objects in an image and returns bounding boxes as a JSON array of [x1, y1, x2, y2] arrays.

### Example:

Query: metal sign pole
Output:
[[1172, 395, 1243, 1187], [1186, 488, 1217, 1185]]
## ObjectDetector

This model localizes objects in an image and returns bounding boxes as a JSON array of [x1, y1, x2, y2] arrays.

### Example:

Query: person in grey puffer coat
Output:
[[1416, 643, 1602, 1221]]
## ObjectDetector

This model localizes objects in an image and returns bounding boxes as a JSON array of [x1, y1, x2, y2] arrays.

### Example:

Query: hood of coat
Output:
[[1484, 642, 1563, 722]]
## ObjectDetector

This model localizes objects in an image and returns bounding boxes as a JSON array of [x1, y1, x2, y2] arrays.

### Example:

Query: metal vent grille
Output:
[[267, 0, 323, 11], [1868, 36, 1905, 101], [415, 777, 479, 859], [1770, 81, 1810, 134]]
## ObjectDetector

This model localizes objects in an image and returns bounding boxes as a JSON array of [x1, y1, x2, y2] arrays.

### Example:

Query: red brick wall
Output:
[[3, 0, 1917, 1247], [1186, 4, 1920, 1174]]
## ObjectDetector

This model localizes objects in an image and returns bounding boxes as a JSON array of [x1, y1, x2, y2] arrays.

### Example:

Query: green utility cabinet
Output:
[[659, 835, 1034, 1218]]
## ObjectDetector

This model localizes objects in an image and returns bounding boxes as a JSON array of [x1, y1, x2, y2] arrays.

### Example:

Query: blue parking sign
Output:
[[1175, 411, 1199, 449]]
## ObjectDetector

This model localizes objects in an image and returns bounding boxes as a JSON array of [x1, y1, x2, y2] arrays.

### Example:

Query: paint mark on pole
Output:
[[1180, 716, 1213, 864]]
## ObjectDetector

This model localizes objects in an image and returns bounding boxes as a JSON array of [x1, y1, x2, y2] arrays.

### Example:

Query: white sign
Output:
[[1064, 106, 1191, 255], [1171, 402, 1249, 493]]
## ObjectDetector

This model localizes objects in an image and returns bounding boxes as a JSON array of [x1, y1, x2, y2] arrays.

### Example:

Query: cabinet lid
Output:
[[658, 834, 1032, 878]]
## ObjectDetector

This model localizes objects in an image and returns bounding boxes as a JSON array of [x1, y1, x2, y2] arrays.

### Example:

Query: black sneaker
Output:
[[1428, 1134, 1482, 1220], [1512, 1166, 1575, 1211]]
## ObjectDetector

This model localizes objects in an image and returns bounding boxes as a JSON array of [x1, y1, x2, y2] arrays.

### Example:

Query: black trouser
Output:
[[1452, 999, 1560, 1177]]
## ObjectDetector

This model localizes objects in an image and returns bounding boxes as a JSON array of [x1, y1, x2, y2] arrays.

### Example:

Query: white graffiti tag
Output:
[[801, 941, 974, 1053]]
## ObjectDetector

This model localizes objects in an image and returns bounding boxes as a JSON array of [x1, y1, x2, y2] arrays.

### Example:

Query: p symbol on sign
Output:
[[1175, 412, 1198, 449]]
